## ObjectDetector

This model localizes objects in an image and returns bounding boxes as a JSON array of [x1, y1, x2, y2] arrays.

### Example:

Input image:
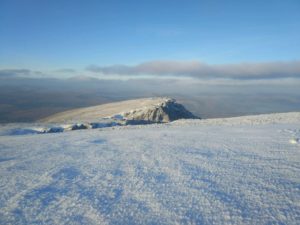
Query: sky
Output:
[[0, 0, 300, 75], [0, 0, 300, 122]]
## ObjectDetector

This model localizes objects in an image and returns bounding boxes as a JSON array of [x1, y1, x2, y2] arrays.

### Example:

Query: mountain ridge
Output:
[[39, 97, 198, 123]]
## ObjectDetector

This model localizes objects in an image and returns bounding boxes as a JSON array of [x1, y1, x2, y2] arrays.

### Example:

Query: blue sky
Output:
[[0, 0, 300, 71]]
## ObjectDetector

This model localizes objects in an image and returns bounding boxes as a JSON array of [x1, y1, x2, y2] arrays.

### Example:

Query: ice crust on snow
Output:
[[0, 112, 300, 224]]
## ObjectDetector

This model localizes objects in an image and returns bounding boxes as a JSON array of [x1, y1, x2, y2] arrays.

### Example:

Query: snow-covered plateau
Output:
[[0, 112, 300, 224]]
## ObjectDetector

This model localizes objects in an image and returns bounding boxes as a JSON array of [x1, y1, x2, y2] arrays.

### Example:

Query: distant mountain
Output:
[[39, 97, 199, 123]]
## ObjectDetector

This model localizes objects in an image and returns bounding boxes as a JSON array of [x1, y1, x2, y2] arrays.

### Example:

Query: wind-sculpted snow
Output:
[[0, 113, 300, 224]]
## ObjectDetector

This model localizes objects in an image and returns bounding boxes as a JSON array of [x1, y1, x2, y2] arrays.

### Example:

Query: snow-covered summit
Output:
[[39, 97, 198, 123]]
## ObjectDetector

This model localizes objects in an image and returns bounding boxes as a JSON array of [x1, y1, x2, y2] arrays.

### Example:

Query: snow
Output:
[[289, 138, 300, 144], [0, 113, 300, 224], [39, 97, 175, 123]]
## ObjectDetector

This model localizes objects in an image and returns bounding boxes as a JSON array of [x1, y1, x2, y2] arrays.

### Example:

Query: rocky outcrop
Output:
[[18, 98, 199, 135], [121, 98, 198, 123], [40, 97, 199, 124]]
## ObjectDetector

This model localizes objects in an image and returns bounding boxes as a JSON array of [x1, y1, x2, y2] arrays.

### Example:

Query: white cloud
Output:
[[86, 60, 300, 80]]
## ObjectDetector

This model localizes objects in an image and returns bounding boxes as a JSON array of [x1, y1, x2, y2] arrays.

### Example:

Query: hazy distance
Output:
[[1, 76, 299, 123]]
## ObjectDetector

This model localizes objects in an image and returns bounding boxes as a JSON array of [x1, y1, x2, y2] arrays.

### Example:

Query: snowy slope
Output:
[[0, 113, 300, 224], [39, 97, 196, 123]]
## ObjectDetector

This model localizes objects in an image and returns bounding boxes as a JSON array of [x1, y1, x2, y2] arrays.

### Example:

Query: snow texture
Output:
[[0, 112, 300, 224]]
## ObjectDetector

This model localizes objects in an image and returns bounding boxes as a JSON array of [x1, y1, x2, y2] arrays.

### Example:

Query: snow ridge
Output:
[[40, 97, 198, 124]]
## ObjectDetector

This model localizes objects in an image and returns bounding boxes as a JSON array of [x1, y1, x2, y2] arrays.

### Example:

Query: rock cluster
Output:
[[121, 98, 198, 123]]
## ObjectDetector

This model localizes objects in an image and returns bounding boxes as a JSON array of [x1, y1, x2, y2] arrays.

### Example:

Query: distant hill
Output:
[[39, 97, 198, 123]]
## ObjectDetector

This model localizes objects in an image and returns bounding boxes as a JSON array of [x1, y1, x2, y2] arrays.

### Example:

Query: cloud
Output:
[[0, 69, 32, 77], [86, 60, 300, 80], [0, 69, 44, 78], [55, 68, 77, 73]]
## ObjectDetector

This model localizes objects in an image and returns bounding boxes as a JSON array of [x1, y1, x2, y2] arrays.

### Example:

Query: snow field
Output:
[[0, 114, 299, 224]]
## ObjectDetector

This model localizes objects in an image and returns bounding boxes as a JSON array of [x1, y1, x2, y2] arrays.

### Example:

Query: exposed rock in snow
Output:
[[121, 98, 198, 123], [9, 98, 197, 135], [39, 97, 198, 124], [2, 111, 300, 136], [68, 123, 91, 130], [43, 126, 64, 133]]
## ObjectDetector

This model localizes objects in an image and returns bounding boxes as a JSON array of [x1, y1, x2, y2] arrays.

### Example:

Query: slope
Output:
[[0, 112, 299, 224], [39, 97, 197, 123]]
